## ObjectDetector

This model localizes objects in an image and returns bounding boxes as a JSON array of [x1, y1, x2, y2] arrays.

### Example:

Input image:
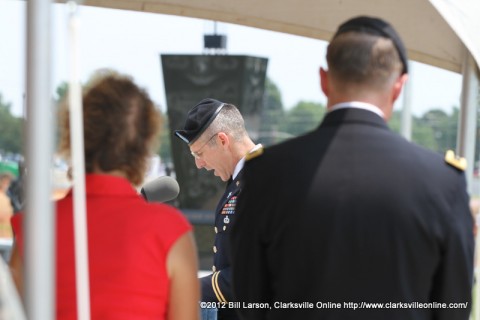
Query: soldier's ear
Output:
[[217, 132, 229, 147], [392, 73, 408, 103], [320, 67, 329, 97]]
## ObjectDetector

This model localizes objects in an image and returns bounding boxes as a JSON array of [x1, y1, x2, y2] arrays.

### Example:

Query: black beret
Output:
[[175, 98, 225, 145], [332, 16, 408, 74]]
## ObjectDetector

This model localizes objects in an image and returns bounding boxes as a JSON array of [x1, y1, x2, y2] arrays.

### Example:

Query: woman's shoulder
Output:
[[137, 203, 192, 252], [140, 202, 192, 232]]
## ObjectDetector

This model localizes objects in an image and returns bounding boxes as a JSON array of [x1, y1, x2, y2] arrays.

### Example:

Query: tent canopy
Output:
[[77, 0, 480, 73]]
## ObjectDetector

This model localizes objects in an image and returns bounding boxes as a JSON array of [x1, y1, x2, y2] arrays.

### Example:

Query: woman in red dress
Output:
[[10, 70, 200, 320]]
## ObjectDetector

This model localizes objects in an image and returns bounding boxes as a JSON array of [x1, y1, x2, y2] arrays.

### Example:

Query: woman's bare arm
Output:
[[166, 231, 200, 320]]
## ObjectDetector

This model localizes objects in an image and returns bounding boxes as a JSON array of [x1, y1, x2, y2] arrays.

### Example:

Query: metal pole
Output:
[[457, 51, 479, 194], [67, 2, 91, 319], [457, 54, 480, 320], [400, 62, 413, 141], [456, 50, 479, 320], [25, 0, 55, 319]]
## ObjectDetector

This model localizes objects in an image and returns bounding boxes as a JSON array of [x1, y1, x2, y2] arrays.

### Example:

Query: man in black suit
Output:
[[175, 98, 261, 320], [230, 16, 474, 320]]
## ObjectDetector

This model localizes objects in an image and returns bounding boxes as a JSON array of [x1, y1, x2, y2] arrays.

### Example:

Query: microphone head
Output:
[[141, 176, 180, 203]]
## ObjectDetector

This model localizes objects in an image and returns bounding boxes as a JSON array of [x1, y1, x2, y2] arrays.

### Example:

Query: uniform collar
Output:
[[232, 144, 262, 180], [321, 106, 389, 131]]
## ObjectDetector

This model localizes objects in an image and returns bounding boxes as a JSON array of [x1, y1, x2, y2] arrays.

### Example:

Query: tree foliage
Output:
[[258, 78, 287, 146], [0, 94, 23, 154], [419, 108, 458, 152], [55, 82, 69, 102], [389, 107, 459, 155], [280, 100, 326, 136]]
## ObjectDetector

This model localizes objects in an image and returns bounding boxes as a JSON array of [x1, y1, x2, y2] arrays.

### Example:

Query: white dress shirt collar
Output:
[[329, 101, 385, 119]]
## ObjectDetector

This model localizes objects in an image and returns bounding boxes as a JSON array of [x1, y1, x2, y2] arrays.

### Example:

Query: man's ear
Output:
[[392, 73, 408, 103], [320, 67, 329, 97], [217, 132, 229, 147]]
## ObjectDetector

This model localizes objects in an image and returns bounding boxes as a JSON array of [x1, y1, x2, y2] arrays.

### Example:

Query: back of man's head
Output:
[[327, 16, 407, 93]]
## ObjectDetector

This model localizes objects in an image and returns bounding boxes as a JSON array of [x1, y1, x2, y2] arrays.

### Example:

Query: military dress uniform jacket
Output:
[[201, 170, 243, 319], [231, 107, 474, 320]]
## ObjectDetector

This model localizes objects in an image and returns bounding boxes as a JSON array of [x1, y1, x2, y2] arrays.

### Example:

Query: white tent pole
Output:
[[400, 62, 413, 141], [67, 2, 91, 320], [456, 50, 479, 320], [457, 51, 479, 194], [25, 0, 55, 319]]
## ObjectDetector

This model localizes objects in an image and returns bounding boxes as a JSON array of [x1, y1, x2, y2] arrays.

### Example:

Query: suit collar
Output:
[[320, 107, 389, 130]]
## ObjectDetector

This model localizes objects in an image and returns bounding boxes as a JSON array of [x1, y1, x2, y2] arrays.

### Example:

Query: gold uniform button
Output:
[[212, 266, 216, 272], [213, 246, 217, 253], [214, 227, 218, 233]]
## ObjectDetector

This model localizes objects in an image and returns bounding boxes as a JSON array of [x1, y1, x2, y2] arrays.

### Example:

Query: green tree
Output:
[[387, 110, 401, 133], [417, 108, 458, 153], [55, 81, 69, 103], [412, 117, 437, 151], [390, 107, 459, 154], [281, 100, 326, 136], [259, 78, 287, 146], [0, 94, 23, 154]]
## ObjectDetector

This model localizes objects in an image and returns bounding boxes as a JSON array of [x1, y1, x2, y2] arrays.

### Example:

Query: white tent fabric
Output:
[[429, 0, 480, 72], [78, 0, 480, 73]]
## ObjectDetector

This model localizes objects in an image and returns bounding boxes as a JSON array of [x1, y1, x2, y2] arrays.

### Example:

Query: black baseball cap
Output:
[[175, 98, 225, 145], [332, 16, 408, 74]]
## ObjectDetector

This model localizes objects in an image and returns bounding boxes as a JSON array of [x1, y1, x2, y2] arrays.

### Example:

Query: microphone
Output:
[[140, 176, 180, 203]]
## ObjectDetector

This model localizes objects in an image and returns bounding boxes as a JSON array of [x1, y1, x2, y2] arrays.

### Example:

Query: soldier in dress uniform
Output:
[[175, 98, 261, 320], [231, 16, 474, 320]]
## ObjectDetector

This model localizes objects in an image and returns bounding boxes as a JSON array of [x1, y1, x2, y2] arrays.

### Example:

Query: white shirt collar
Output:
[[232, 144, 262, 180], [329, 101, 385, 119]]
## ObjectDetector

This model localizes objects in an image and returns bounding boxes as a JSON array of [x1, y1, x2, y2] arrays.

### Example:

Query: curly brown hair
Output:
[[59, 70, 162, 186]]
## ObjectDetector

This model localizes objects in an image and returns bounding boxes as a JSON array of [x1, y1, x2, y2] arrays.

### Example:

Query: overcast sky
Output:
[[0, 1, 463, 118]]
